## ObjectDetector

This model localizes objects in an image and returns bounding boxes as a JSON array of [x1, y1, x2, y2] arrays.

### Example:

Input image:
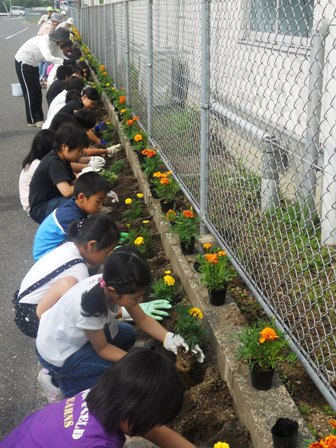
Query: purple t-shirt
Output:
[[1, 390, 125, 448]]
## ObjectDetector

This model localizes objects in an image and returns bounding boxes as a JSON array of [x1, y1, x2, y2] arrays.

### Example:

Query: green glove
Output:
[[140, 300, 172, 320]]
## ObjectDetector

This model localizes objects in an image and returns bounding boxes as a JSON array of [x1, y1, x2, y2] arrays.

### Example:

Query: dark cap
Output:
[[49, 27, 72, 46]]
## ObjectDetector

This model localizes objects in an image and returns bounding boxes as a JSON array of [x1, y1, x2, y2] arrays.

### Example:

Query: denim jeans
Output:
[[37, 322, 136, 397]]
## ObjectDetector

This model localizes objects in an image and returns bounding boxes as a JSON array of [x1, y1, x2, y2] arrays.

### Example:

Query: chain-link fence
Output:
[[79, 0, 336, 409]]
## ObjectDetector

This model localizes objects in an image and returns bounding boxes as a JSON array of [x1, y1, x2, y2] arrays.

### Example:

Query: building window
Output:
[[249, 0, 314, 41]]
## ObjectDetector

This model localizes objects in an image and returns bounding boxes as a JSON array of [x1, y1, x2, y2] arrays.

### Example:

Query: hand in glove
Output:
[[107, 144, 122, 157], [89, 156, 106, 171], [107, 190, 119, 203], [121, 299, 172, 321], [191, 344, 205, 363], [163, 331, 189, 355]]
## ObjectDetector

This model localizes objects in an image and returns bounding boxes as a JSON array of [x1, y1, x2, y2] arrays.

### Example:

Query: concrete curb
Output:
[[102, 97, 312, 448]]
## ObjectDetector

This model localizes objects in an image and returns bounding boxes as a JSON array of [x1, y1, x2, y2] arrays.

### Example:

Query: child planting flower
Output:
[[174, 305, 205, 362]]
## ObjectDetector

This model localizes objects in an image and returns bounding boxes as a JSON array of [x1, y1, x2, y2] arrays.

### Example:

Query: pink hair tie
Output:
[[98, 278, 106, 288]]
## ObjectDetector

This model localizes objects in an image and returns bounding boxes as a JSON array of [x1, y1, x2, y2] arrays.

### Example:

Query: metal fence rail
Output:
[[79, 0, 336, 409]]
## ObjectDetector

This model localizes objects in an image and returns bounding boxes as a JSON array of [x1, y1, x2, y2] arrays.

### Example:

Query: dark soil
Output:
[[102, 148, 253, 447]]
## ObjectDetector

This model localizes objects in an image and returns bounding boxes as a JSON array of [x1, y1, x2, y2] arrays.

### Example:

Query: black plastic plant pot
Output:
[[208, 283, 228, 306], [250, 365, 275, 390], [180, 238, 195, 255], [160, 199, 175, 214], [271, 418, 298, 448]]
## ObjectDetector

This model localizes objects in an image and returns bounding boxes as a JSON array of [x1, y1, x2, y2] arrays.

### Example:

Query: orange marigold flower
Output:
[[325, 435, 336, 446], [203, 243, 212, 250], [329, 419, 336, 429], [160, 177, 170, 185], [134, 134, 143, 142], [309, 444, 326, 448], [259, 327, 278, 344], [127, 119, 134, 126], [102, 71, 108, 76], [183, 210, 195, 219], [205, 253, 219, 265], [119, 95, 126, 104], [142, 149, 156, 158], [218, 250, 226, 257], [100, 65, 105, 70], [133, 116, 139, 121], [166, 209, 176, 220]]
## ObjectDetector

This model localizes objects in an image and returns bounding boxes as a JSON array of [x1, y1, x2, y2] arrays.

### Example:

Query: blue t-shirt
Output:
[[33, 198, 86, 261]]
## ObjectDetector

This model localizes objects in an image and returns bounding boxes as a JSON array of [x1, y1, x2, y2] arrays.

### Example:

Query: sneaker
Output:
[[35, 121, 44, 128], [27, 123, 35, 127], [107, 144, 122, 157], [37, 368, 64, 403]]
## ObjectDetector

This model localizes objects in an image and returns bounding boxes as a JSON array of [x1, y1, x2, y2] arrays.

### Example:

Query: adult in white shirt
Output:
[[37, 6, 53, 25], [14, 28, 71, 127]]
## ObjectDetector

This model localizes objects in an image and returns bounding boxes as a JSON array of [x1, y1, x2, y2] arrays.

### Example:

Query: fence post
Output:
[[300, 20, 328, 228], [124, 0, 130, 101], [261, 137, 281, 211], [200, 0, 210, 236], [147, 0, 153, 137], [111, 3, 117, 84]]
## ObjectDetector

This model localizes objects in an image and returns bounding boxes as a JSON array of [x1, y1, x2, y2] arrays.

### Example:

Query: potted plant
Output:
[[235, 320, 296, 390], [174, 305, 206, 373], [196, 248, 236, 306], [151, 171, 180, 212], [140, 148, 163, 177], [150, 271, 181, 304], [173, 209, 199, 254]]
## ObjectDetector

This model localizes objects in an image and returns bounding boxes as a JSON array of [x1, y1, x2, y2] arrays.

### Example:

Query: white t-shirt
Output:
[[18, 242, 88, 305], [15, 35, 65, 67], [18, 159, 40, 213], [37, 275, 119, 367], [46, 89, 66, 119]]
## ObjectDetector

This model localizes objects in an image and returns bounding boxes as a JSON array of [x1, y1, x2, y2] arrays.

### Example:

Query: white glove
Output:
[[163, 332, 189, 355], [121, 300, 172, 321], [89, 156, 106, 171], [191, 344, 205, 363], [107, 190, 119, 203], [78, 166, 97, 176], [107, 144, 122, 157]]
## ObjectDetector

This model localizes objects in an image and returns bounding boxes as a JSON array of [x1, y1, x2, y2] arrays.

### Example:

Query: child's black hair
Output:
[[65, 89, 81, 103], [74, 171, 110, 197], [86, 348, 184, 436], [74, 109, 96, 130], [49, 112, 76, 132], [68, 214, 120, 249], [65, 76, 85, 92], [56, 65, 73, 81], [75, 61, 90, 79], [53, 122, 89, 152], [81, 246, 152, 317], [22, 130, 55, 169], [81, 86, 100, 102]]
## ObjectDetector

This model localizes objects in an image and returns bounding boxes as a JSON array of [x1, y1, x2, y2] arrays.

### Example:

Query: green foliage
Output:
[[151, 172, 180, 201], [235, 320, 296, 370], [197, 249, 236, 290], [109, 159, 125, 175], [126, 225, 151, 256], [123, 196, 144, 221], [173, 209, 199, 245], [100, 170, 118, 186], [174, 305, 206, 350], [141, 152, 163, 177]]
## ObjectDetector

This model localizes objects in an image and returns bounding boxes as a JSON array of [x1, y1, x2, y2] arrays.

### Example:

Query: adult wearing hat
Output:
[[57, 17, 74, 30], [37, 13, 63, 36], [14, 28, 72, 127], [38, 6, 53, 25]]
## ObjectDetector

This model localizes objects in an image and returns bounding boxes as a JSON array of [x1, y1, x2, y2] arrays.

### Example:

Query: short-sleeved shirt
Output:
[[0, 389, 125, 448], [47, 79, 66, 106], [18, 242, 88, 305], [29, 151, 75, 223], [18, 159, 41, 213], [33, 198, 87, 261], [37, 275, 119, 367]]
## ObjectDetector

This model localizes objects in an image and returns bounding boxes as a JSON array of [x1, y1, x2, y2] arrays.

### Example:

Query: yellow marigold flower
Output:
[[166, 209, 176, 220], [102, 71, 108, 76], [153, 171, 163, 178], [214, 443, 230, 448], [134, 134, 143, 142], [163, 275, 175, 286], [160, 177, 170, 185], [259, 327, 278, 344], [119, 95, 126, 104], [136, 193, 144, 199], [142, 220, 150, 224], [203, 243, 212, 250], [183, 210, 195, 219], [100, 65, 105, 70], [120, 108, 127, 114], [126, 223, 131, 228], [218, 250, 226, 257], [205, 253, 219, 265], [164, 270, 171, 275], [105, 83, 110, 87], [189, 307, 203, 319], [106, 121, 110, 125], [134, 236, 144, 246], [166, 170, 173, 175], [125, 198, 133, 205]]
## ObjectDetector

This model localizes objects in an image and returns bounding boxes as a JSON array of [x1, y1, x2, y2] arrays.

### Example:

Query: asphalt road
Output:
[[0, 17, 46, 437]]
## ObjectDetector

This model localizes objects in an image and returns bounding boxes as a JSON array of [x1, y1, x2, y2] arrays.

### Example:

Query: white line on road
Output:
[[5, 28, 29, 40]]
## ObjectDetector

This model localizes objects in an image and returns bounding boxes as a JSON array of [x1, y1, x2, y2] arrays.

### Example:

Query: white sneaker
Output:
[[107, 144, 122, 156], [37, 368, 64, 403], [34, 121, 44, 128]]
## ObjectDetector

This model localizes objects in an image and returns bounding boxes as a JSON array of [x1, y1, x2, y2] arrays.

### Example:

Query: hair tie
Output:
[[98, 278, 106, 288]]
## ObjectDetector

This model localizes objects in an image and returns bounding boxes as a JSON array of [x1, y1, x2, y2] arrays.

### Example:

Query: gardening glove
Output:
[[191, 344, 205, 363], [107, 190, 119, 203], [78, 166, 97, 175], [120, 300, 172, 321], [163, 331, 189, 355], [89, 156, 106, 171], [107, 144, 122, 157]]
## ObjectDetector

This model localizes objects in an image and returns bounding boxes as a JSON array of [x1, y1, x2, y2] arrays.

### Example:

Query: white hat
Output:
[[61, 10, 67, 15], [66, 17, 74, 25]]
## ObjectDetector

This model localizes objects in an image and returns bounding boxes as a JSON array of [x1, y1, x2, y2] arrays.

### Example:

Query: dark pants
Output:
[[30, 196, 70, 224], [15, 59, 44, 124]]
